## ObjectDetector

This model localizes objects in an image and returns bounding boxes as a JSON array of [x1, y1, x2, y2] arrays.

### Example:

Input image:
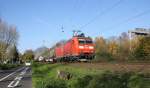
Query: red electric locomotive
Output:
[[54, 33, 94, 62]]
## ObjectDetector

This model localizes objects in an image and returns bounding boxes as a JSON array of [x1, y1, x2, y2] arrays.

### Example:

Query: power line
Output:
[[106, 9, 150, 30], [78, 0, 124, 30]]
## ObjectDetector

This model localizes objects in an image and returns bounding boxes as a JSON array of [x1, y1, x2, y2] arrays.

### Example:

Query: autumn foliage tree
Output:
[[117, 32, 130, 60], [134, 37, 150, 60], [95, 36, 113, 61], [107, 37, 119, 57], [94, 32, 150, 61], [95, 37, 107, 55]]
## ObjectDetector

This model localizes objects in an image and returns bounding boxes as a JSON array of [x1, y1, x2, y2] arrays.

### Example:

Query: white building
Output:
[[128, 28, 150, 38]]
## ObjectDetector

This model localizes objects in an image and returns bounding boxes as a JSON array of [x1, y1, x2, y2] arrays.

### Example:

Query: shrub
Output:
[[128, 74, 150, 88], [87, 72, 124, 88], [35, 79, 67, 88], [94, 52, 114, 62], [72, 72, 149, 88], [72, 75, 93, 88], [0, 64, 19, 70]]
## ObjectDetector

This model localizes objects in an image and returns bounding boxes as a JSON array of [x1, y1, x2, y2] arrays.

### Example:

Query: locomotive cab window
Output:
[[78, 39, 85, 44], [85, 40, 93, 44], [78, 39, 93, 44]]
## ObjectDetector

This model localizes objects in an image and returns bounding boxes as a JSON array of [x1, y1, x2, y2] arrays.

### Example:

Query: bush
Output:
[[71, 72, 150, 88], [0, 64, 19, 70], [128, 74, 150, 88], [94, 52, 114, 62], [35, 79, 67, 88], [87, 72, 125, 88], [72, 75, 93, 88]]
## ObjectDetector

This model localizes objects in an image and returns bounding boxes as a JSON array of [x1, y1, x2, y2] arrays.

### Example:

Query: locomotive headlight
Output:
[[79, 46, 84, 49], [89, 46, 94, 49]]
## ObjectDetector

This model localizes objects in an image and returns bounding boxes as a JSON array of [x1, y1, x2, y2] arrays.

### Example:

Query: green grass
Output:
[[0, 64, 21, 70], [32, 62, 104, 88], [32, 62, 150, 88]]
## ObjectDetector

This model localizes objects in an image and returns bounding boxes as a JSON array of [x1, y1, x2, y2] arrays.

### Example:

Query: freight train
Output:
[[48, 33, 95, 62]]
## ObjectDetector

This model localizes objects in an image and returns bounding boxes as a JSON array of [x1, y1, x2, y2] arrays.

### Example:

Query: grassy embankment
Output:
[[32, 62, 150, 88]]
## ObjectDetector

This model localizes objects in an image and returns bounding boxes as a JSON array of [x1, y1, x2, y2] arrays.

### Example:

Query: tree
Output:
[[107, 36, 119, 57], [95, 37, 107, 54], [22, 50, 34, 61], [42, 49, 50, 58], [118, 32, 130, 60], [0, 19, 19, 63], [7, 45, 19, 64], [94, 36, 112, 61], [34, 46, 48, 60], [134, 37, 150, 60]]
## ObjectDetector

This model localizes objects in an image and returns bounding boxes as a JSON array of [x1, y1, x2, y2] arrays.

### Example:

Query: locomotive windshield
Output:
[[86, 40, 93, 44], [79, 40, 85, 44], [78, 39, 93, 44]]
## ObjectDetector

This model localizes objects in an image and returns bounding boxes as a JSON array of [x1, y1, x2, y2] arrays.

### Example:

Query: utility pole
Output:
[[61, 25, 64, 33], [128, 30, 132, 51]]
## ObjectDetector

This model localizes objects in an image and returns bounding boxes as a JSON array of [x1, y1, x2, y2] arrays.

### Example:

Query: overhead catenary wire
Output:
[[78, 0, 124, 30], [106, 9, 150, 30]]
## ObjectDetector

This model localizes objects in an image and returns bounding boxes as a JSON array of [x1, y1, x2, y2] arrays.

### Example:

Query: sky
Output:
[[0, 0, 150, 53]]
